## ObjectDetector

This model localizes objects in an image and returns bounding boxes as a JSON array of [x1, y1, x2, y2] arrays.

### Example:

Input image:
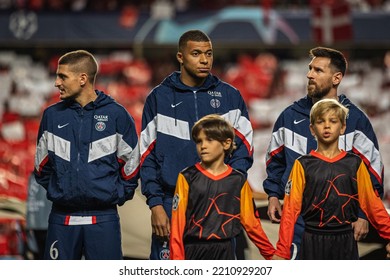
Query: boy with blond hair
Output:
[[273, 99, 390, 259]]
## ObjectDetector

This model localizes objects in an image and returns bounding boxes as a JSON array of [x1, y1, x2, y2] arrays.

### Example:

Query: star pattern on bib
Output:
[[311, 174, 359, 227]]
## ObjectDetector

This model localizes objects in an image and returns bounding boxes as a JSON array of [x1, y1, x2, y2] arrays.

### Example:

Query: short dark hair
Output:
[[178, 30, 211, 52], [309, 47, 347, 76], [192, 114, 235, 156], [58, 50, 98, 84]]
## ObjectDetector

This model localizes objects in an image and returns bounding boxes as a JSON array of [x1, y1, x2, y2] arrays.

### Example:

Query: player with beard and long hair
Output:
[[263, 47, 384, 259]]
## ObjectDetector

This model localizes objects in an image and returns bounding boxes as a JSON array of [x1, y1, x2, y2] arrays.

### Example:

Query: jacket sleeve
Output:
[[351, 113, 384, 197], [240, 180, 275, 259], [116, 107, 140, 204], [34, 109, 53, 190], [274, 160, 305, 259], [224, 90, 254, 175], [263, 113, 287, 199], [140, 92, 164, 208], [356, 161, 390, 240], [348, 112, 384, 219], [169, 173, 189, 260]]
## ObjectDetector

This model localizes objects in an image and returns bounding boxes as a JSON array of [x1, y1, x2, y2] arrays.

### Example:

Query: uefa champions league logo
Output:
[[9, 10, 38, 40]]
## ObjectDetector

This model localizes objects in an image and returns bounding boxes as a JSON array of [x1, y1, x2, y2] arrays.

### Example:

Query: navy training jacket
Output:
[[34, 90, 140, 212], [140, 72, 254, 209]]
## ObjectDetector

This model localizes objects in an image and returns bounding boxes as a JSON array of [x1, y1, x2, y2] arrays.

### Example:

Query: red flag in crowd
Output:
[[261, 0, 273, 26], [310, 0, 353, 45]]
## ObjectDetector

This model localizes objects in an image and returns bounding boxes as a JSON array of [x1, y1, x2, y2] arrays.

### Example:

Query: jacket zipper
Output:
[[193, 90, 198, 120]]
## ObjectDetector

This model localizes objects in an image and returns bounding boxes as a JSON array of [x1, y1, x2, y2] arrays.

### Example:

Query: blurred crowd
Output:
[[0, 47, 390, 257], [0, 0, 389, 260], [1, 47, 390, 197]]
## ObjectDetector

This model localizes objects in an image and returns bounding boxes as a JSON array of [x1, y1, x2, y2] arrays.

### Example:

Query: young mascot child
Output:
[[170, 114, 275, 260], [273, 99, 390, 260]]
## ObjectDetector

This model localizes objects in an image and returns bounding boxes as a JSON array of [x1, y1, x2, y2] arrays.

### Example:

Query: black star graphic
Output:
[[311, 174, 359, 227], [190, 192, 240, 239]]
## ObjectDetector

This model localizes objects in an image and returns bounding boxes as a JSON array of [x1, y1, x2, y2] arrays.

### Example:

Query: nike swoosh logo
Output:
[[293, 119, 305, 125], [58, 123, 69, 129], [171, 101, 183, 108]]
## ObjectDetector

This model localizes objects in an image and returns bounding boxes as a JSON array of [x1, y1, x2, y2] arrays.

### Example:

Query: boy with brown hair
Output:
[[170, 114, 274, 260]]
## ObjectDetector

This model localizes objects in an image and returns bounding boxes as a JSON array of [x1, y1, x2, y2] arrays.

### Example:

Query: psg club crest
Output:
[[210, 98, 221, 108], [95, 121, 106, 131]]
